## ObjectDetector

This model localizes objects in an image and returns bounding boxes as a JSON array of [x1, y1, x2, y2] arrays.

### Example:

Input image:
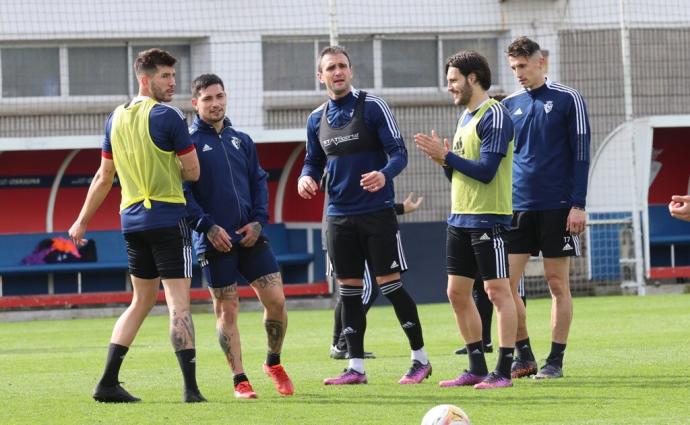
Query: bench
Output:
[[0, 231, 129, 295], [263, 223, 314, 266], [0, 224, 316, 300], [648, 205, 690, 279]]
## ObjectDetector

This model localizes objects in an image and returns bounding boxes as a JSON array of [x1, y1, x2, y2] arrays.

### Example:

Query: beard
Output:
[[150, 83, 173, 102], [457, 81, 473, 106], [206, 109, 226, 125]]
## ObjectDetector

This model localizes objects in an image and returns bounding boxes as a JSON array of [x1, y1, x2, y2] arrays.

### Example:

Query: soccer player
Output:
[[415, 50, 517, 389], [669, 195, 690, 221], [329, 192, 423, 360], [68, 48, 204, 403], [184, 74, 294, 399], [298, 45, 431, 385], [502, 37, 591, 379]]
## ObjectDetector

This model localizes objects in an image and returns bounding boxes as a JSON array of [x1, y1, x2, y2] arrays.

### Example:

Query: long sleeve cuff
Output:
[[195, 216, 215, 234]]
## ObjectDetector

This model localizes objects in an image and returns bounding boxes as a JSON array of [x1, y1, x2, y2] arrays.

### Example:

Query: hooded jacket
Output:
[[185, 116, 269, 255]]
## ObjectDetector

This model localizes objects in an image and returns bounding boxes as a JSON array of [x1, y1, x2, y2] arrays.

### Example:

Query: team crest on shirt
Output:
[[231, 137, 241, 150], [544, 100, 554, 114]]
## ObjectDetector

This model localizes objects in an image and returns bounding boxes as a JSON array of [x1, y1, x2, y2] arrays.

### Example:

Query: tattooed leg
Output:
[[170, 309, 195, 351], [161, 278, 195, 351], [252, 272, 287, 354], [211, 284, 244, 374]]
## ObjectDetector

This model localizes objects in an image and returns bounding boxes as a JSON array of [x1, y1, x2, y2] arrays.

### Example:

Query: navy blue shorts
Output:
[[198, 235, 279, 288]]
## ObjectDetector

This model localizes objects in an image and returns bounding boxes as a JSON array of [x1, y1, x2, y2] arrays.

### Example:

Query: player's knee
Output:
[[217, 302, 238, 324], [375, 272, 401, 285], [486, 284, 509, 304], [263, 294, 285, 314], [132, 291, 157, 311], [546, 276, 569, 298], [447, 288, 471, 309]]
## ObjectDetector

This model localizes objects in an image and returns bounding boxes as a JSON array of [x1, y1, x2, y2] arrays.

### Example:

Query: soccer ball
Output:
[[421, 404, 471, 425]]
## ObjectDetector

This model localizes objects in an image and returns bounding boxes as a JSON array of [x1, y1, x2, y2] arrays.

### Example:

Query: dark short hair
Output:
[[317, 45, 351, 72], [191, 73, 225, 98], [444, 50, 492, 91], [506, 36, 542, 58], [133, 48, 177, 76]]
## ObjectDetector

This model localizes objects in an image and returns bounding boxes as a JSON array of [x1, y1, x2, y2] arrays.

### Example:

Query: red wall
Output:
[[1, 142, 322, 235], [648, 127, 690, 205]]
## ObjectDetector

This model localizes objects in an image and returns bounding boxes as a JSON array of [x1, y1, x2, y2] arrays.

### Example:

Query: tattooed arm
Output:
[[236, 221, 262, 247], [208, 224, 232, 252]]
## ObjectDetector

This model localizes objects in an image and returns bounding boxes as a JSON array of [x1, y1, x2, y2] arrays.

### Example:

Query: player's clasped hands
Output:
[[414, 130, 450, 166], [360, 170, 385, 192]]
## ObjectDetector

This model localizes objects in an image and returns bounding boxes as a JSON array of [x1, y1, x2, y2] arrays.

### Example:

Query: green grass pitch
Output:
[[1, 294, 689, 424]]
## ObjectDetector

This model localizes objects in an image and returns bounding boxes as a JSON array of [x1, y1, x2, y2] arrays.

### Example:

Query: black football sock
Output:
[[175, 348, 199, 391], [340, 285, 366, 358], [516, 337, 536, 361], [496, 347, 515, 378], [98, 343, 129, 387], [266, 352, 281, 367], [546, 342, 567, 368], [233, 373, 249, 386], [380, 280, 425, 350], [332, 297, 344, 347], [466, 340, 489, 376]]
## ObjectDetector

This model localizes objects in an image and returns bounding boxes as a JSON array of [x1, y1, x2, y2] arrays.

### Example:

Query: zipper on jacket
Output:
[[218, 129, 244, 224]]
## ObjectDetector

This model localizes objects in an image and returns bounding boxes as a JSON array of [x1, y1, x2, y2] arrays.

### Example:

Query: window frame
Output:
[[262, 33, 504, 100], [0, 40, 193, 102]]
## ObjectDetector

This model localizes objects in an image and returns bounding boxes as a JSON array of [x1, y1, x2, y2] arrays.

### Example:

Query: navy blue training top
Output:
[[300, 89, 407, 216], [502, 78, 590, 211]]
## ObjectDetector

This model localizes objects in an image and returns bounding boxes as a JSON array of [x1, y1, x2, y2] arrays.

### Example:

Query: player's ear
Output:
[[138, 73, 149, 89]]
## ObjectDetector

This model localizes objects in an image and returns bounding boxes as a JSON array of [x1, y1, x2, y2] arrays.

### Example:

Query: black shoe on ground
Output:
[[330, 345, 348, 359], [93, 382, 141, 403], [183, 388, 207, 403], [330, 345, 375, 359], [510, 357, 538, 379], [534, 363, 564, 379], [454, 342, 493, 355]]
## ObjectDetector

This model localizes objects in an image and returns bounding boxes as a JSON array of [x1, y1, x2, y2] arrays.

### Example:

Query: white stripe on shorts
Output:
[[492, 231, 507, 279], [179, 219, 193, 278], [395, 231, 408, 270]]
